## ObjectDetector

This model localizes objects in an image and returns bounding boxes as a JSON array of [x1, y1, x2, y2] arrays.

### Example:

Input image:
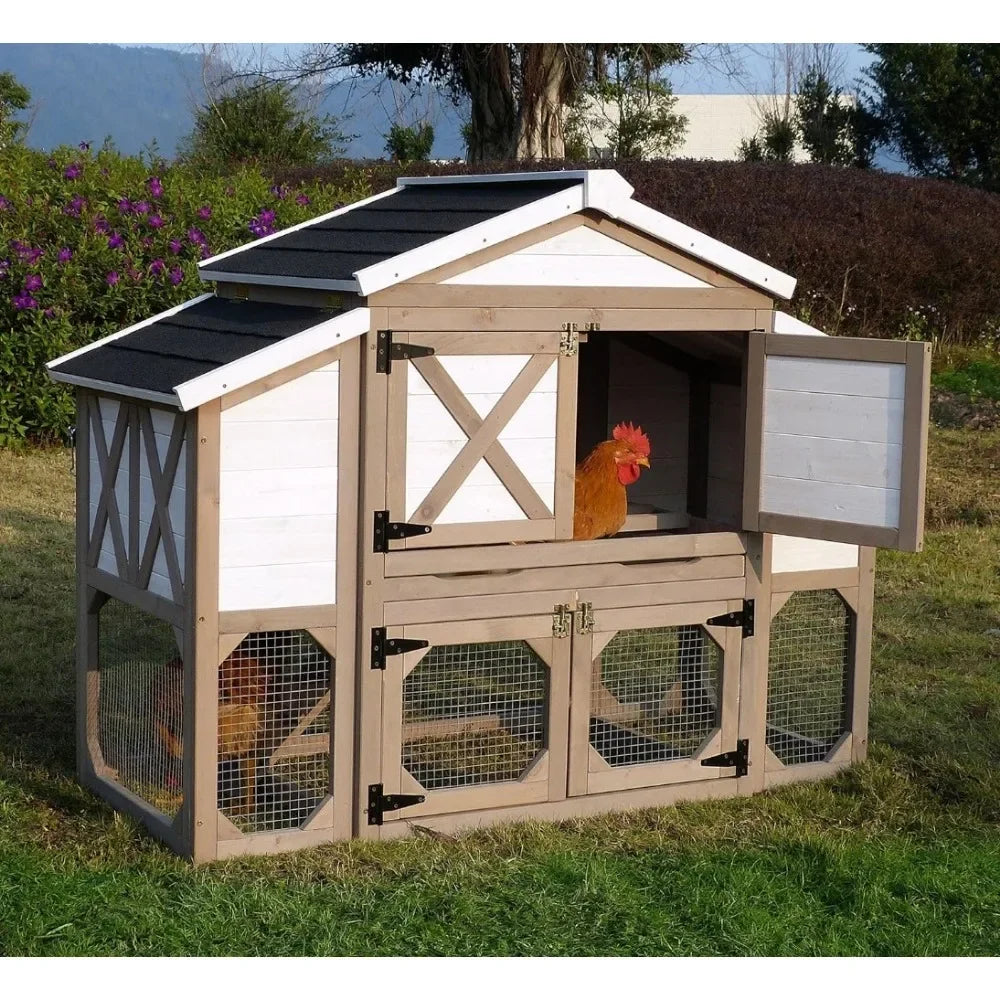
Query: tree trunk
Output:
[[458, 44, 518, 162], [517, 44, 575, 160]]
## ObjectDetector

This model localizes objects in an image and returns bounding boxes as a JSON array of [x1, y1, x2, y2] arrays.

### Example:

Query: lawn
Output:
[[1, 431, 1000, 957]]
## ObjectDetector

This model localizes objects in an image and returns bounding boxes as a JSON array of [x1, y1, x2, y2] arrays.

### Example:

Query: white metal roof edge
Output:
[[46, 292, 215, 371], [353, 185, 586, 296], [773, 311, 828, 336], [596, 195, 797, 300], [197, 185, 401, 272], [48, 371, 181, 408], [173, 306, 371, 412], [199, 270, 359, 292]]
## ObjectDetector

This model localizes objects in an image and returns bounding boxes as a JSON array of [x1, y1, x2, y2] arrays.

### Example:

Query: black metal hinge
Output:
[[371, 627, 429, 670], [701, 739, 750, 777], [375, 329, 435, 374], [368, 782, 425, 825], [373, 509, 432, 553], [706, 599, 755, 637]]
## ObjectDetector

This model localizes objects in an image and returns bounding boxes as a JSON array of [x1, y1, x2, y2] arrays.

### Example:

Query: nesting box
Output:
[[47, 170, 932, 861]]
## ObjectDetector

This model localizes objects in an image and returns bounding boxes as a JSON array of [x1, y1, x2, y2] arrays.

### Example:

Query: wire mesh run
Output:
[[217, 630, 333, 834], [402, 641, 547, 790], [97, 599, 184, 818], [767, 590, 851, 766], [590, 625, 721, 768]]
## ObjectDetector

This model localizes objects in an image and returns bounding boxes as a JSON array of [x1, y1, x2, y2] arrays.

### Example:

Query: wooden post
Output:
[[849, 546, 876, 763], [738, 531, 772, 795]]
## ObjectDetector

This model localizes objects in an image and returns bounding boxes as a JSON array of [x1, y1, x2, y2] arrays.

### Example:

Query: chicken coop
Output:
[[47, 169, 932, 862]]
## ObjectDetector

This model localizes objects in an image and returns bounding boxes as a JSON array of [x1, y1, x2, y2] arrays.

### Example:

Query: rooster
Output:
[[573, 422, 651, 540]]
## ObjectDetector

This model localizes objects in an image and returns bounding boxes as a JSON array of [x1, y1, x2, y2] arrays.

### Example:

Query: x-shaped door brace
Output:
[[87, 398, 186, 603], [408, 353, 555, 523]]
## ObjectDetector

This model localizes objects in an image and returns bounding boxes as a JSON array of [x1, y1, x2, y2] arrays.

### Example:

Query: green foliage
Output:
[[384, 122, 435, 162], [0, 143, 368, 446], [738, 110, 796, 163], [933, 360, 1000, 402], [179, 80, 348, 170], [0, 71, 31, 147], [863, 43, 1000, 192], [795, 67, 858, 166]]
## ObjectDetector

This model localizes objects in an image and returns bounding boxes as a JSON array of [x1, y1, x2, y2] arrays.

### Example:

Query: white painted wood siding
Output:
[[218, 362, 339, 611], [771, 535, 859, 573], [606, 340, 688, 514], [90, 397, 186, 602], [405, 356, 558, 523], [762, 357, 906, 529], [443, 225, 711, 288]]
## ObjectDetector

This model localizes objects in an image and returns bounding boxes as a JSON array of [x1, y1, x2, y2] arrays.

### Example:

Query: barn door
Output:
[[744, 332, 931, 551], [568, 599, 743, 796], [384, 330, 578, 547]]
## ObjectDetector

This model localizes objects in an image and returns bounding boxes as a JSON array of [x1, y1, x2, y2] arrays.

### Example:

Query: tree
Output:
[[737, 110, 796, 162], [179, 78, 347, 168], [566, 45, 687, 161], [0, 71, 31, 147], [795, 67, 858, 166], [862, 44, 1000, 191], [384, 122, 434, 162]]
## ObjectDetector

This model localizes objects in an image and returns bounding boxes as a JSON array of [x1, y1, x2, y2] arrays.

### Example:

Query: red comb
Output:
[[612, 421, 651, 457]]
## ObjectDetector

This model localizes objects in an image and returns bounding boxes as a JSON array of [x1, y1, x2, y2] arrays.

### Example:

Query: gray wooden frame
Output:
[[742, 332, 932, 551]]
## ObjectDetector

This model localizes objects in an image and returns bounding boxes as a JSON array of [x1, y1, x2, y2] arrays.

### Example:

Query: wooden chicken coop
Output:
[[47, 170, 932, 862]]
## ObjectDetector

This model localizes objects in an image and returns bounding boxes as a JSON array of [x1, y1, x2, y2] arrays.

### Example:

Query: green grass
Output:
[[3, 440, 1000, 956]]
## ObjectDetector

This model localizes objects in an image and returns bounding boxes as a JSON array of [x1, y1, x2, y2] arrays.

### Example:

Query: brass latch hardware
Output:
[[560, 323, 579, 357], [552, 603, 572, 638], [577, 602, 595, 634]]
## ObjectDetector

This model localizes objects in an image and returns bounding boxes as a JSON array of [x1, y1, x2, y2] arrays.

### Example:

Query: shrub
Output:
[[0, 142, 368, 446]]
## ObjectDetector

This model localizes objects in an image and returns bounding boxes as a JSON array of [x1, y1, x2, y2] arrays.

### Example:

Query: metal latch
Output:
[[373, 510, 433, 553], [375, 329, 435, 374], [367, 783, 425, 825], [701, 739, 750, 777], [577, 602, 595, 635], [371, 627, 429, 670], [706, 599, 755, 638], [552, 603, 572, 638], [560, 323, 579, 357]]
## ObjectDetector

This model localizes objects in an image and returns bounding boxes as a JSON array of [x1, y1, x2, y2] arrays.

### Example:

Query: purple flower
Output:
[[258, 208, 276, 226], [187, 227, 206, 246], [48, 157, 57, 169], [168, 266, 183, 286], [79, 140, 91, 151], [295, 194, 310, 206], [148, 213, 164, 229], [108, 232, 124, 250], [64, 162, 82, 180], [94, 215, 110, 234], [0, 195, 10, 211], [24, 274, 42, 292], [168, 238, 183, 254], [270, 184, 288, 199], [12, 291, 38, 310], [15, 244, 43, 264], [44, 307, 56, 319], [141, 236, 154, 249], [106, 271, 119, 287], [197, 204, 212, 220], [148, 176, 163, 198], [63, 194, 87, 217], [0, 259, 9, 278], [57, 247, 73, 263], [117, 197, 132, 214], [150, 258, 165, 275], [200, 244, 212, 259], [134, 200, 150, 215]]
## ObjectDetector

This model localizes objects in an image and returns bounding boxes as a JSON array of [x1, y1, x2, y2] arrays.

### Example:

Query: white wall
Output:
[[218, 362, 339, 611], [443, 225, 711, 288]]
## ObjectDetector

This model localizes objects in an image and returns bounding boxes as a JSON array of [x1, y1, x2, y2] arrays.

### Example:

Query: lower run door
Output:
[[376, 613, 570, 825], [568, 599, 743, 795]]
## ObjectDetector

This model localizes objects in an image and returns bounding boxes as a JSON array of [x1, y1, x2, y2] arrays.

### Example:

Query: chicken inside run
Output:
[[47, 170, 933, 861]]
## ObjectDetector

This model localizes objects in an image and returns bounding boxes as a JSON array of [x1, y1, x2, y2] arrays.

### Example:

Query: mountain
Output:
[[0, 42, 467, 160]]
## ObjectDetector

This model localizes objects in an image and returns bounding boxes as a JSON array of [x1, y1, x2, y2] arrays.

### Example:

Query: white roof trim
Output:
[[354, 186, 586, 296], [198, 271, 359, 292], [48, 372, 180, 408], [46, 292, 215, 371], [594, 194, 797, 300], [174, 307, 370, 411], [773, 311, 828, 336], [198, 185, 401, 272]]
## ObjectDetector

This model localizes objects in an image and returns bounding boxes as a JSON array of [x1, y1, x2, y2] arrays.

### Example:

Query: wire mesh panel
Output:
[[97, 599, 184, 818], [767, 590, 851, 765], [402, 641, 547, 790], [590, 625, 721, 768], [217, 630, 333, 834]]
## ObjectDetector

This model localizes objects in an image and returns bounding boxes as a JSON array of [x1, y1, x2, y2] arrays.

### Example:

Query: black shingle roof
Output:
[[201, 178, 583, 282], [50, 297, 335, 397]]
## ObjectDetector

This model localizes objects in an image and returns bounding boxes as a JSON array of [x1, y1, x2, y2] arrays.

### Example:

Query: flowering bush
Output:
[[0, 142, 368, 446]]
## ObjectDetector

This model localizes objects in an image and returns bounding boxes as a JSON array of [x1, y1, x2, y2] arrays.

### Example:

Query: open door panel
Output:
[[743, 332, 931, 551]]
